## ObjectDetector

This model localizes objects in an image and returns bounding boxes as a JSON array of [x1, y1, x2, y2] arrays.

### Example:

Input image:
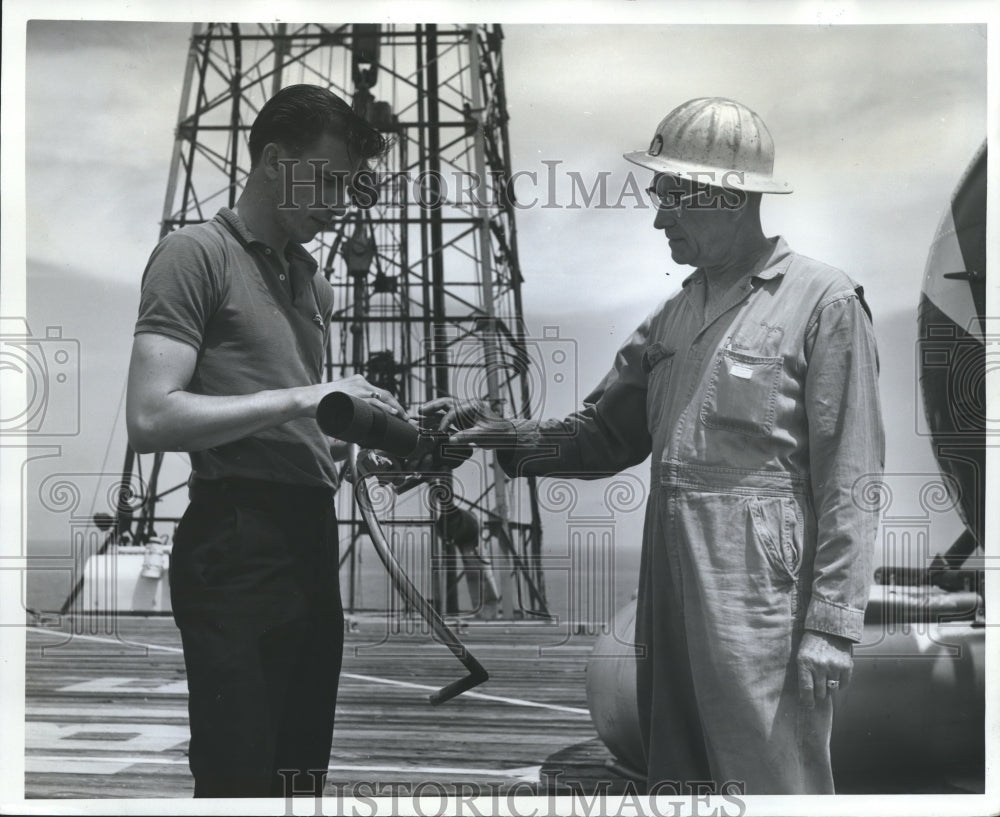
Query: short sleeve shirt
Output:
[[134, 208, 339, 487]]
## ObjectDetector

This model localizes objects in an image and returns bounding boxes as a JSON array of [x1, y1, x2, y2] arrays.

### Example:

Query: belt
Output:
[[654, 459, 809, 496], [189, 475, 335, 508]]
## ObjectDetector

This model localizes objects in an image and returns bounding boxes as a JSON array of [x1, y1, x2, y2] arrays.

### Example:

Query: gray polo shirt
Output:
[[134, 208, 338, 487]]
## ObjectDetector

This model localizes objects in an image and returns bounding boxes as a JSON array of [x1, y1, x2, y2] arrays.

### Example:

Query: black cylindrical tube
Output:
[[316, 392, 419, 457]]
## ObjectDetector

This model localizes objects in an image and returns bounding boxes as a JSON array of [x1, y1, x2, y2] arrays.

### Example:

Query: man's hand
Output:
[[416, 397, 502, 431], [302, 373, 407, 418], [127, 333, 409, 454], [796, 630, 853, 707], [415, 397, 518, 447], [354, 449, 410, 487]]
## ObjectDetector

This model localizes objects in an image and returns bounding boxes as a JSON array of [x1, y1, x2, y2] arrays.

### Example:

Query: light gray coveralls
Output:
[[500, 237, 885, 793]]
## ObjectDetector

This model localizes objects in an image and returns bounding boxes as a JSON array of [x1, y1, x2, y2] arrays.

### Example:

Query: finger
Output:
[[450, 428, 485, 446], [360, 451, 397, 471], [797, 662, 815, 708], [384, 395, 406, 417], [364, 389, 402, 416], [815, 672, 830, 702], [437, 408, 462, 432], [451, 421, 517, 447], [439, 403, 480, 432], [841, 661, 853, 690], [443, 400, 499, 431], [417, 397, 456, 416], [816, 670, 841, 701]]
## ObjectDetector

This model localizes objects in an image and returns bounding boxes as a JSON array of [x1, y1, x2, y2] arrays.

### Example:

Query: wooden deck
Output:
[[23, 613, 985, 800], [25, 614, 632, 800]]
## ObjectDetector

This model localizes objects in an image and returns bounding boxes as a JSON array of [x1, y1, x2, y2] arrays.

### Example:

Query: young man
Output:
[[126, 84, 404, 798], [433, 97, 885, 794]]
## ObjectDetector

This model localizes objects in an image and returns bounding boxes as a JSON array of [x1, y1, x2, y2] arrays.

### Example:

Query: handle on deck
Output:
[[348, 444, 490, 704], [430, 662, 490, 706]]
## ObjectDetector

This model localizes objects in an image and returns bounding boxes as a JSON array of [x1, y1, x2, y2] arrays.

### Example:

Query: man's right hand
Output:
[[126, 332, 408, 454], [300, 374, 406, 419]]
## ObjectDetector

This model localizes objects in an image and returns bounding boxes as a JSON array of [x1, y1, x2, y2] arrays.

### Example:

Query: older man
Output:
[[436, 97, 885, 793]]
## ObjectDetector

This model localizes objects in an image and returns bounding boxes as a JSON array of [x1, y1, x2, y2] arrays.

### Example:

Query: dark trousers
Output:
[[169, 477, 344, 798]]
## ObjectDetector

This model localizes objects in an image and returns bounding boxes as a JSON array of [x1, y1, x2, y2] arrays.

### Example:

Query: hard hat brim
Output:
[[623, 150, 793, 195]]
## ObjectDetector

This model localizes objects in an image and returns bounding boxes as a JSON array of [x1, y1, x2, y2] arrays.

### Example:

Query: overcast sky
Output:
[[3, 3, 992, 561]]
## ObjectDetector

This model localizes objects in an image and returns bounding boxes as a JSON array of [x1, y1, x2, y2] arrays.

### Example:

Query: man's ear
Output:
[[259, 142, 285, 180]]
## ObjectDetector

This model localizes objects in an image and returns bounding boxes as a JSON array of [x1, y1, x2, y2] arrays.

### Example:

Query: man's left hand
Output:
[[796, 630, 853, 707], [414, 397, 519, 447]]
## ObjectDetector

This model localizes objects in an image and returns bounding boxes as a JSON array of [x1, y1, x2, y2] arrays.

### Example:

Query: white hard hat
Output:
[[624, 97, 792, 194]]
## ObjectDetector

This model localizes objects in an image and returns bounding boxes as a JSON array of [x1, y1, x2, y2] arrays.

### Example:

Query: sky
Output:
[[1, 4, 993, 587]]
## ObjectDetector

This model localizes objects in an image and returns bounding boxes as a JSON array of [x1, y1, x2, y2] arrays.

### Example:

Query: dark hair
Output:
[[248, 84, 388, 169]]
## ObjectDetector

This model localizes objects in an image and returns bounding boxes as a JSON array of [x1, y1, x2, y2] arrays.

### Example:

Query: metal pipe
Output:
[[349, 445, 489, 704]]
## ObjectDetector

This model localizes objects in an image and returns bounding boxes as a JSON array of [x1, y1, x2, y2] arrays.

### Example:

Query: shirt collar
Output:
[[216, 207, 255, 247], [753, 235, 793, 281], [680, 235, 793, 288], [215, 207, 319, 274]]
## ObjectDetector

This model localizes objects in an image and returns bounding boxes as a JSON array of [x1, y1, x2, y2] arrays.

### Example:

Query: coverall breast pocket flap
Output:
[[641, 342, 675, 374], [700, 348, 781, 436]]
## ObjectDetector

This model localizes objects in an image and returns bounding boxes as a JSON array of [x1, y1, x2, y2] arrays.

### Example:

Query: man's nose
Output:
[[653, 205, 676, 231]]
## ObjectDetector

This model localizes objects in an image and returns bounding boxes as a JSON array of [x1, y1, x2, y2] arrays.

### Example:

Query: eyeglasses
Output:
[[644, 186, 701, 215], [645, 184, 747, 215]]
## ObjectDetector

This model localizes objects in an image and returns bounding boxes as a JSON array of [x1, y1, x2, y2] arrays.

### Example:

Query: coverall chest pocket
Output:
[[700, 348, 782, 437]]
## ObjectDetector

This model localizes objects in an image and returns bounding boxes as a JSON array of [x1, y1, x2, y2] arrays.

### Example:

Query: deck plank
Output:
[[25, 615, 617, 800]]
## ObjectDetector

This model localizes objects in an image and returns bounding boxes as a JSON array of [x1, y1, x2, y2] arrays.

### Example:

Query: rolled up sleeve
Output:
[[803, 291, 885, 641]]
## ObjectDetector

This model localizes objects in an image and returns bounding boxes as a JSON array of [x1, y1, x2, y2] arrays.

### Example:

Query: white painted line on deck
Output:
[[28, 628, 591, 717], [341, 673, 590, 716], [26, 754, 542, 781], [26, 755, 180, 775], [28, 705, 190, 719], [28, 627, 591, 654], [27, 627, 184, 653], [60, 677, 188, 694], [325, 763, 543, 781]]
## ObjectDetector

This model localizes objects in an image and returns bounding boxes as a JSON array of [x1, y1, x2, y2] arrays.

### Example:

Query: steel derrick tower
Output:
[[108, 23, 548, 619]]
